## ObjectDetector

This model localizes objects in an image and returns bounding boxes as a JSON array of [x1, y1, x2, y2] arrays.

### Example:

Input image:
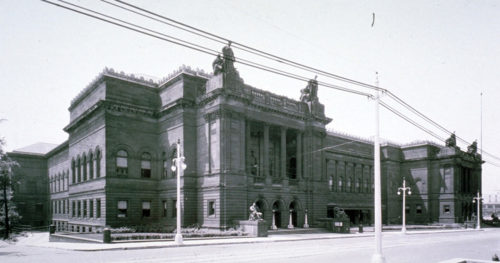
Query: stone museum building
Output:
[[10, 46, 482, 232]]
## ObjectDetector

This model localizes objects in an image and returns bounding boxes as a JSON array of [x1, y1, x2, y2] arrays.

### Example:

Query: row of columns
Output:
[[270, 209, 309, 229], [246, 122, 302, 179]]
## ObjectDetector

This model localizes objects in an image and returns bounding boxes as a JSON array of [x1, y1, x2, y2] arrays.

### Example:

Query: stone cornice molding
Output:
[[64, 101, 104, 132]]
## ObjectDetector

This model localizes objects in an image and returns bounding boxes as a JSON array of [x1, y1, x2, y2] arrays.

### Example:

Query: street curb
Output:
[[65, 229, 483, 252]]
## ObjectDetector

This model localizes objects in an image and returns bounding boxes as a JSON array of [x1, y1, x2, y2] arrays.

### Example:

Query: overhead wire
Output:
[[43, 0, 500, 162], [44, 0, 374, 99], [107, 0, 494, 156]]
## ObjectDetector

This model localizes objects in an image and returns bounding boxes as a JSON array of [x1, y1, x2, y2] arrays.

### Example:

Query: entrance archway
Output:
[[272, 201, 282, 228], [255, 200, 266, 219]]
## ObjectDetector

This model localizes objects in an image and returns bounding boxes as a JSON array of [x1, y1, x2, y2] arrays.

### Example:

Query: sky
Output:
[[1, 0, 499, 193]]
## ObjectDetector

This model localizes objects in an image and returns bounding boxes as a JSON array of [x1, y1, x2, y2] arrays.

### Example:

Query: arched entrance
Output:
[[255, 200, 266, 219], [272, 201, 282, 228], [289, 201, 299, 228]]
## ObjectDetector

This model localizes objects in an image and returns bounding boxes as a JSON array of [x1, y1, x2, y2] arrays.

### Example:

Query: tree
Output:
[[0, 138, 19, 239]]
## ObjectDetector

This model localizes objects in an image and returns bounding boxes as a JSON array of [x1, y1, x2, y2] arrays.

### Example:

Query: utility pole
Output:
[[171, 140, 186, 245], [372, 72, 385, 263], [397, 178, 411, 234]]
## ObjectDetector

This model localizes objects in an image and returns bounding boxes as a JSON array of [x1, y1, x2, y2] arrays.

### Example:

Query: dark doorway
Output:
[[255, 200, 265, 219], [272, 201, 282, 228]]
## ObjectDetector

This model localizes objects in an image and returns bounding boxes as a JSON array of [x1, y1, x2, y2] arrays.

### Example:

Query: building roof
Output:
[[13, 142, 59, 155]]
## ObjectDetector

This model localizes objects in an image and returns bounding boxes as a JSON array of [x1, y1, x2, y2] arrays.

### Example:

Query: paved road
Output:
[[1, 229, 499, 263]]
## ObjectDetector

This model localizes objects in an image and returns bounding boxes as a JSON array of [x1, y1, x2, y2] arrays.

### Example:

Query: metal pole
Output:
[[398, 179, 411, 234], [372, 72, 385, 263], [174, 140, 183, 244], [402, 181, 406, 234], [473, 192, 482, 230], [480, 92, 483, 157]]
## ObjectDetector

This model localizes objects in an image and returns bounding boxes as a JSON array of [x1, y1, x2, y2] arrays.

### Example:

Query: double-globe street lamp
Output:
[[171, 139, 187, 245], [397, 178, 411, 234]]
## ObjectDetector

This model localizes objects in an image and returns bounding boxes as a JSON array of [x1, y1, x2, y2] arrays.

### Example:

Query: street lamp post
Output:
[[171, 140, 186, 245], [472, 192, 483, 230], [397, 178, 411, 234]]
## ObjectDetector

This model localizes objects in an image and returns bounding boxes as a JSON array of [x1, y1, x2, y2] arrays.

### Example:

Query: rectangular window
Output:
[[118, 200, 127, 218], [72, 201, 76, 217], [142, 201, 151, 217], [83, 200, 87, 217], [416, 204, 423, 214], [96, 199, 101, 218], [444, 205, 451, 215], [90, 200, 94, 218], [405, 205, 410, 215], [162, 201, 167, 217], [172, 199, 177, 218], [141, 161, 151, 178], [78, 201, 81, 217], [208, 200, 215, 217]]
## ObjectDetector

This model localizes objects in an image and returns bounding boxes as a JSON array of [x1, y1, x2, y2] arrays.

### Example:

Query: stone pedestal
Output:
[[237, 220, 268, 237]]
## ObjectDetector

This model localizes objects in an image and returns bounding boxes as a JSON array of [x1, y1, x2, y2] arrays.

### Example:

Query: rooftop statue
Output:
[[211, 42, 242, 83], [445, 133, 457, 147], [300, 76, 319, 103], [248, 202, 263, 221], [212, 54, 224, 75], [467, 140, 478, 155]]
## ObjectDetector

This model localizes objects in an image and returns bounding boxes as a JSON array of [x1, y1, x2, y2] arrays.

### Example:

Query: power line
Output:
[[44, 0, 500, 162], [44, 0, 374, 99], [107, 0, 385, 92], [106, 0, 497, 158]]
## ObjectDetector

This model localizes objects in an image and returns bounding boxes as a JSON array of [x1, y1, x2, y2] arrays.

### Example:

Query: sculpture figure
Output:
[[467, 140, 478, 154], [212, 54, 224, 75], [300, 77, 319, 103], [445, 133, 457, 147], [249, 202, 263, 221]]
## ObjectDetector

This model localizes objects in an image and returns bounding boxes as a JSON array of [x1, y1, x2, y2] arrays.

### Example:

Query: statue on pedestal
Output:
[[300, 77, 319, 103], [445, 133, 457, 148], [467, 140, 478, 154], [249, 202, 263, 221]]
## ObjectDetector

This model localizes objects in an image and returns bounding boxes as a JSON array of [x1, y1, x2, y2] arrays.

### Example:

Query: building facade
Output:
[[10, 46, 482, 232]]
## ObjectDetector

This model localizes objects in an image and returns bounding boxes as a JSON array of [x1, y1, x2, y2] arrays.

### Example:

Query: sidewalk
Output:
[[7, 227, 484, 252]]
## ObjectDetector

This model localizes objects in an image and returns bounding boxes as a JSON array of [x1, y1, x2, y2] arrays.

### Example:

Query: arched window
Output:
[[71, 159, 76, 185], [77, 157, 82, 183], [89, 151, 94, 180], [357, 178, 361, 193], [141, 152, 152, 178], [95, 148, 101, 178], [82, 154, 87, 181], [116, 150, 128, 176], [338, 176, 343, 192]]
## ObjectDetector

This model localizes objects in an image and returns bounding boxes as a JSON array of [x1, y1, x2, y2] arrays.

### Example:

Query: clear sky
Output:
[[1, 0, 499, 193]]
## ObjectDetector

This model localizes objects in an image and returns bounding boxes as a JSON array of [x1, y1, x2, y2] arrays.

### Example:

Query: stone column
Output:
[[281, 127, 287, 179], [296, 132, 302, 179], [245, 120, 251, 175], [288, 209, 294, 229], [264, 124, 269, 177]]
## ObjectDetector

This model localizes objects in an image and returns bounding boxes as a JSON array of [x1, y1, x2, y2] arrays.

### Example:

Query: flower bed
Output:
[[111, 227, 247, 241]]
